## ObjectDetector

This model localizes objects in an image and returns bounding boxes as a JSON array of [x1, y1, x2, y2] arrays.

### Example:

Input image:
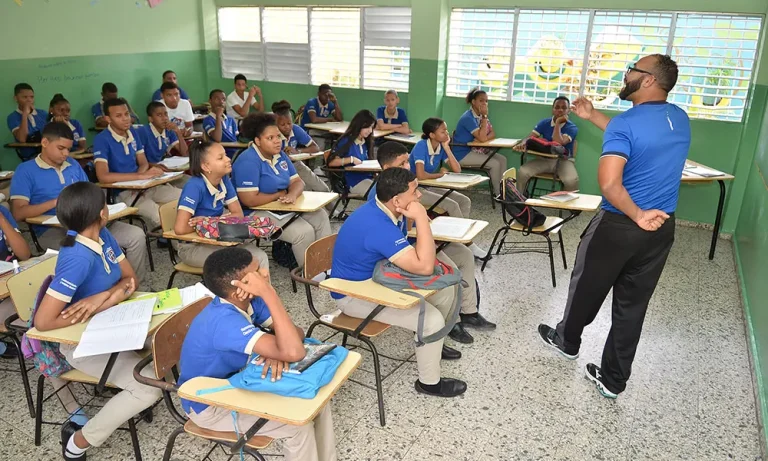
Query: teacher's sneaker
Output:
[[585, 363, 618, 399], [537, 324, 579, 360]]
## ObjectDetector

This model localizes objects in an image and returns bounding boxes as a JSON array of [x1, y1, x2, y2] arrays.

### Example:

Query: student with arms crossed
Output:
[[48, 94, 86, 152], [333, 167, 467, 397], [7, 83, 47, 161], [204, 89, 240, 158], [92, 82, 139, 128], [326, 110, 376, 197], [233, 113, 331, 269], [376, 90, 410, 134], [178, 247, 336, 461], [272, 100, 330, 193], [226, 74, 264, 121], [33, 182, 161, 461], [137, 101, 189, 165], [151, 70, 191, 103], [160, 82, 194, 137], [11, 122, 149, 281]]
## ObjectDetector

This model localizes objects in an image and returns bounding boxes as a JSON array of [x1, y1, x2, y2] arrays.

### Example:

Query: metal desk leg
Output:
[[425, 188, 454, 214], [708, 180, 726, 260], [96, 352, 119, 395]]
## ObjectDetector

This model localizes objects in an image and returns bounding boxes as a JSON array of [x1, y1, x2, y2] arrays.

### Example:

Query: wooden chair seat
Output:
[[509, 216, 564, 234], [326, 313, 391, 337], [532, 172, 561, 181], [174, 263, 203, 275], [346, 193, 365, 200], [183, 420, 273, 450], [61, 369, 117, 388]]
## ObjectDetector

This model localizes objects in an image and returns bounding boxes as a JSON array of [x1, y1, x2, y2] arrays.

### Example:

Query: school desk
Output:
[[250, 191, 338, 213], [304, 121, 350, 133], [70, 150, 93, 161], [161, 230, 240, 247], [329, 127, 394, 138], [383, 133, 421, 145], [407, 218, 489, 252], [26, 206, 140, 227], [467, 138, 522, 149], [219, 141, 249, 150], [0, 255, 55, 301], [0, 170, 13, 181], [289, 151, 325, 162], [98, 173, 185, 207], [4, 142, 42, 164], [417, 175, 490, 213], [320, 278, 436, 309], [184, 131, 204, 141]]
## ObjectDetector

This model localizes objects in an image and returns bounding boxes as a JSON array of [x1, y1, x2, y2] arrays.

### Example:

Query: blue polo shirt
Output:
[[232, 145, 299, 195], [533, 117, 578, 156], [136, 124, 180, 164], [152, 86, 190, 102], [178, 295, 272, 414], [10, 155, 88, 236], [376, 106, 408, 126], [453, 109, 483, 162], [203, 114, 239, 157], [92, 100, 139, 124], [93, 126, 145, 174], [331, 199, 412, 300], [410, 139, 447, 174], [299, 98, 336, 127], [178, 175, 238, 217], [66, 119, 86, 147], [0, 206, 21, 260], [334, 137, 371, 189], [280, 125, 314, 150], [601, 101, 691, 215], [7, 109, 48, 160], [46, 228, 124, 304]]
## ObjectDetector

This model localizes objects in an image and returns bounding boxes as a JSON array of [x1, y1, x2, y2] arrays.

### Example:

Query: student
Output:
[[233, 113, 332, 268], [370, 142, 495, 344], [203, 89, 240, 158], [333, 167, 467, 397], [48, 94, 86, 151], [137, 101, 188, 164], [0, 194, 31, 359], [178, 247, 336, 461], [452, 88, 508, 195], [272, 100, 330, 194], [92, 82, 139, 128], [151, 70, 191, 102], [160, 82, 194, 137], [299, 84, 343, 127], [516, 96, 579, 193], [226, 74, 264, 120], [174, 140, 268, 269], [376, 90, 410, 134], [7, 83, 48, 161], [33, 181, 161, 461], [93, 98, 181, 230], [327, 110, 376, 197], [11, 122, 149, 281]]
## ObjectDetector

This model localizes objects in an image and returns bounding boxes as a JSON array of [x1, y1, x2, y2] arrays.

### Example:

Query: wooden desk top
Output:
[[320, 278, 435, 309], [468, 138, 521, 148], [0, 171, 14, 181], [384, 133, 420, 145], [5, 142, 42, 148], [27, 207, 139, 227], [251, 191, 338, 213], [70, 150, 93, 160], [343, 165, 382, 173], [289, 152, 325, 162], [0, 255, 57, 301], [184, 132, 204, 140], [407, 218, 489, 244], [220, 142, 249, 149], [304, 121, 349, 132], [178, 351, 362, 425], [681, 160, 735, 183], [98, 173, 183, 190], [519, 148, 559, 159], [162, 231, 239, 247], [329, 127, 393, 138], [525, 193, 602, 212], [418, 175, 489, 190]]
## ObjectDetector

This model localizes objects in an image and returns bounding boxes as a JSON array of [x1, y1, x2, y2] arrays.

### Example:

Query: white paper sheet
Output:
[[159, 157, 190, 169], [72, 297, 156, 358], [683, 164, 726, 178], [429, 217, 474, 239], [179, 282, 214, 307], [435, 173, 482, 183], [267, 211, 295, 221], [351, 160, 381, 169], [43, 203, 129, 226]]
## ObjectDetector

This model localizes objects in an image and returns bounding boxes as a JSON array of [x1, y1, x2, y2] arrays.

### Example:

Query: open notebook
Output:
[[351, 160, 381, 170], [429, 216, 475, 239], [158, 157, 190, 169], [73, 296, 156, 358], [111, 171, 183, 187], [435, 173, 482, 184]]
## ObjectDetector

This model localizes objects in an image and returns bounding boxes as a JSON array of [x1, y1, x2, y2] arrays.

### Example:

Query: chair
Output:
[[132, 297, 273, 461], [448, 131, 496, 208], [524, 141, 578, 198], [290, 234, 409, 427], [159, 201, 204, 289], [321, 150, 369, 219], [480, 168, 567, 287]]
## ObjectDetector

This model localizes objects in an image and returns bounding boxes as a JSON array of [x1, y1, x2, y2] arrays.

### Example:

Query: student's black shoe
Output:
[[156, 238, 170, 249], [61, 420, 86, 460], [585, 363, 618, 399], [414, 378, 468, 398], [448, 323, 474, 344], [460, 313, 497, 330], [441, 345, 462, 360], [537, 324, 579, 360], [0, 341, 19, 359]]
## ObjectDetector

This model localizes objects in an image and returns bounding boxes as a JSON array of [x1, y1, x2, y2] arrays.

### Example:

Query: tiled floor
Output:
[[0, 189, 762, 460]]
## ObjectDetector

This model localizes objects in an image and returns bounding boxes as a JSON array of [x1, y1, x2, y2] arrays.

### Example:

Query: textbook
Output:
[[540, 191, 579, 203], [73, 296, 156, 358]]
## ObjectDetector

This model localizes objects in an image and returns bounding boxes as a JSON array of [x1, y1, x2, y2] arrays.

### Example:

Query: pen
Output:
[[12, 260, 20, 274]]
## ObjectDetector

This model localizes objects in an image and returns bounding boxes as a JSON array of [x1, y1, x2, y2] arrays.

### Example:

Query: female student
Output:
[[232, 113, 332, 268], [327, 110, 376, 196], [48, 94, 86, 151], [452, 88, 508, 195], [33, 182, 161, 461], [174, 140, 269, 270], [271, 100, 330, 194], [376, 90, 410, 134], [0, 202, 32, 358]]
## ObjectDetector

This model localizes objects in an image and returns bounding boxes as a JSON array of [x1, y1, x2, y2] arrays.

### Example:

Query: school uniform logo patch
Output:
[[279, 161, 289, 171], [105, 247, 118, 264]]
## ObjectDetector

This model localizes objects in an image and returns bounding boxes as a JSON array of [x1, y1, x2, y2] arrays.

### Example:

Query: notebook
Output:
[[159, 157, 190, 169], [540, 191, 579, 203], [351, 160, 381, 170], [683, 163, 726, 178], [111, 171, 182, 187], [179, 282, 214, 307], [43, 203, 128, 226], [429, 217, 475, 239], [73, 296, 156, 358], [435, 173, 482, 184]]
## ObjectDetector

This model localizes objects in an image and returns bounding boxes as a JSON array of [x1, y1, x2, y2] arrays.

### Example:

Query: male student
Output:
[[160, 82, 194, 136], [151, 70, 191, 103], [11, 122, 149, 281], [516, 96, 580, 193], [93, 98, 181, 229], [299, 84, 343, 127], [332, 167, 467, 397], [226, 74, 264, 121], [7, 83, 48, 161], [92, 82, 139, 128], [204, 89, 240, 158], [137, 101, 188, 164]]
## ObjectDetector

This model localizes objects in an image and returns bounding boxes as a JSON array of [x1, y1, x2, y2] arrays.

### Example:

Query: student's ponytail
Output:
[[421, 117, 445, 140], [56, 182, 107, 247], [189, 139, 215, 177], [271, 100, 292, 118], [61, 230, 77, 248]]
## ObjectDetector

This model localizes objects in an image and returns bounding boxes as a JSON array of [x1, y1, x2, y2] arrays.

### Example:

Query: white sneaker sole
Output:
[[585, 366, 618, 399]]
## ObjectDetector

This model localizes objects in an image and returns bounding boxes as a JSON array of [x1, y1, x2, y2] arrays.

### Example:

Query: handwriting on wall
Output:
[[35, 60, 99, 85]]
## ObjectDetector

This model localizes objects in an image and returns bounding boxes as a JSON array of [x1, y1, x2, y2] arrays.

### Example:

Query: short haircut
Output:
[[651, 54, 679, 93], [376, 167, 416, 202], [42, 121, 75, 142], [161, 81, 179, 93], [271, 100, 292, 118], [376, 141, 408, 167], [146, 101, 166, 116], [553, 96, 570, 106], [103, 97, 129, 117], [162, 70, 176, 79], [209, 89, 225, 99], [240, 112, 277, 140], [14, 83, 33, 95], [203, 247, 255, 298], [57, 182, 106, 247], [318, 84, 332, 93], [188, 139, 215, 177], [421, 117, 445, 139], [465, 87, 487, 104], [102, 82, 118, 94], [385, 89, 398, 97], [234, 74, 247, 83]]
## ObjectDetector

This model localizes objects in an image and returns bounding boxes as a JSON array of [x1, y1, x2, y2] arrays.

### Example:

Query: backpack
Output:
[[372, 259, 466, 346], [193, 215, 276, 242], [503, 177, 547, 232], [523, 136, 568, 157], [272, 240, 298, 269]]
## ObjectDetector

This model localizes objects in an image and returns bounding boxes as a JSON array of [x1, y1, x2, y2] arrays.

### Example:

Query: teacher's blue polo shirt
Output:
[[178, 295, 272, 414], [533, 117, 578, 156], [410, 139, 447, 174], [178, 175, 238, 217], [152, 86, 190, 102], [46, 228, 124, 304], [280, 125, 315, 151], [10, 155, 88, 236], [299, 97, 336, 127], [93, 125, 145, 173], [232, 144, 298, 194], [331, 198, 412, 300], [136, 123, 180, 164], [0, 206, 21, 260], [452, 109, 482, 162], [7, 109, 48, 160], [601, 101, 691, 215], [334, 137, 371, 189], [376, 106, 408, 126], [203, 114, 239, 157]]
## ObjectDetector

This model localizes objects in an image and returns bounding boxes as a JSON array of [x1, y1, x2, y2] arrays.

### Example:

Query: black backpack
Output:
[[272, 240, 298, 269], [503, 177, 546, 232]]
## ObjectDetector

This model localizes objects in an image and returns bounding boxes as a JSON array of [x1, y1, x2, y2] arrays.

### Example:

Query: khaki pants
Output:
[[250, 209, 331, 267], [517, 157, 579, 193], [335, 284, 455, 385], [61, 345, 161, 447], [294, 161, 330, 193], [188, 404, 336, 461], [419, 187, 471, 218], [438, 247, 477, 314], [459, 149, 508, 195], [349, 178, 374, 197], [177, 241, 269, 270], [37, 222, 149, 285], [118, 184, 181, 230]]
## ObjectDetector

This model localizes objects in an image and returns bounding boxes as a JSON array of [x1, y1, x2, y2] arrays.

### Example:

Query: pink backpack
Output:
[[194, 215, 277, 241]]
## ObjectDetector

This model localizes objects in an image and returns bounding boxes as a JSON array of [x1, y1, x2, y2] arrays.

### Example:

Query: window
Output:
[[310, 8, 361, 88], [263, 7, 310, 84], [217, 7, 264, 80], [363, 8, 412, 91]]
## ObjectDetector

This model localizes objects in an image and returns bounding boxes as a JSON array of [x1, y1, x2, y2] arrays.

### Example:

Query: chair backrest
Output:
[[8, 256, 58, 322], [151, 296, 212, 380], [501, 167, 517, 200], [322, 149, 332, 163], [303, 234, 337, 279], [159, 200, 178, 233]]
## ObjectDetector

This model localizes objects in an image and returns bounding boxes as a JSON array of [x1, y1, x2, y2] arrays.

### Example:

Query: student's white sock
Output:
[[66, 435, 88, 456]]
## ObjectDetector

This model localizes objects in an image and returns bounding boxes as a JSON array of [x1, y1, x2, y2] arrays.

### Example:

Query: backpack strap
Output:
[[412, 282, 464, 346]]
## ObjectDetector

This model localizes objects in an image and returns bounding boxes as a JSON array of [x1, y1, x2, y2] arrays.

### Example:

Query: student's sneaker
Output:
[[537, 324, 579, 360], [585, 363, 618, 399], [61, 420, 86, 460]]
